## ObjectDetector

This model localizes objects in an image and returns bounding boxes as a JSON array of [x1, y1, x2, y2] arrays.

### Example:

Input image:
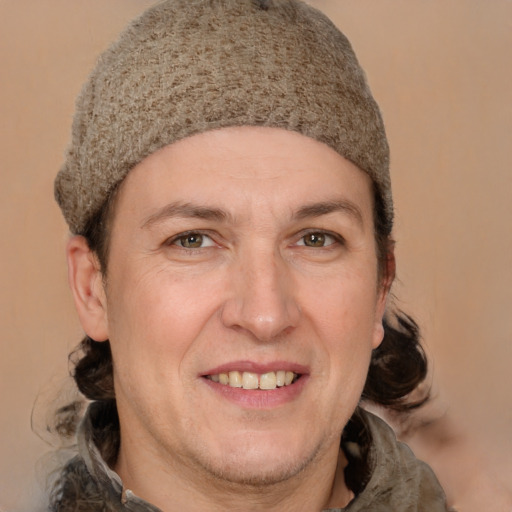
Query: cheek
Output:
[[312, 265, 380, 336], [105, 264, 224, 375], [307, 268, 380, 384]]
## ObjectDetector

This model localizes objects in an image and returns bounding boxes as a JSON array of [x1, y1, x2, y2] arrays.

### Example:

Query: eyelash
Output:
[[166, 229, 343, 250], [295, 230, 344, 248], [167, 231, 216, 249]]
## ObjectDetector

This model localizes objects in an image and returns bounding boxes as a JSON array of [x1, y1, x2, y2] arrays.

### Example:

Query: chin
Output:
[[199, 455, 314, 487], [189, 431, 324, 487]]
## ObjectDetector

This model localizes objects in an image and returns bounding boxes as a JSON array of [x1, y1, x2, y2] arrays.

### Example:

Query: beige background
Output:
[[1, 1, 511, 508]]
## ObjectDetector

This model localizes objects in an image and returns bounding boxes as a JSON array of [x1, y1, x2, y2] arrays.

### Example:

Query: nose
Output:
[[220, 248, 300, 342]]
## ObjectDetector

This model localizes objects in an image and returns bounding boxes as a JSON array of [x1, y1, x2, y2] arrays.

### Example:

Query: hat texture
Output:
[[55, 0, 392, 234]]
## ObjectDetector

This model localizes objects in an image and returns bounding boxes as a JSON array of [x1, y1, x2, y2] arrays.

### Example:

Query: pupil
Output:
[[306, 233, 325, 247], [183, 234, 202, 248]]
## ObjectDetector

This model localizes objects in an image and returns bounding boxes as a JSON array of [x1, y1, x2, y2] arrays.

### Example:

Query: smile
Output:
[[205, 371, 299, 390]]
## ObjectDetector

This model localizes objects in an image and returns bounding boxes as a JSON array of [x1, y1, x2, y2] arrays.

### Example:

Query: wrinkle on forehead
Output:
[[140, 197, 365, 233]]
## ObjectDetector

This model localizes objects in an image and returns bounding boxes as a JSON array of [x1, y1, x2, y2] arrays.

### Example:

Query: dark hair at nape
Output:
[[364, 312, 428, 412]]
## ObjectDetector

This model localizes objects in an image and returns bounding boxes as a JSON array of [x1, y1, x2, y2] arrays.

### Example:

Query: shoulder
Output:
[[343, 409, 450, 511]]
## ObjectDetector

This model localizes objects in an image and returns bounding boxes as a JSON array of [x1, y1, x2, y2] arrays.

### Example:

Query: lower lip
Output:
[[202, 375, 309, 409]]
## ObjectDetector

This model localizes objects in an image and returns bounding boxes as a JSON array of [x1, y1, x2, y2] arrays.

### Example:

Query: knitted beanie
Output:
[[55, 0, 392, 235]]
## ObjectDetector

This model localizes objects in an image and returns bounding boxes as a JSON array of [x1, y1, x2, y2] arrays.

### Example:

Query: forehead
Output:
[[112, 126, 375, 229]]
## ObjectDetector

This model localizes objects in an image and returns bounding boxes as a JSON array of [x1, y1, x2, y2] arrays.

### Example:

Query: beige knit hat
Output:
[[55, 0, 392, 235]]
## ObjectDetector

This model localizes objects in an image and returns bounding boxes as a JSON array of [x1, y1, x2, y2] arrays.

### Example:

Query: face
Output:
[[73, 127, 391, 489]]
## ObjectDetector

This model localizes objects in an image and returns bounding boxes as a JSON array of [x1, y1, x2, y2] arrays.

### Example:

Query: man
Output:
[[50, 0, 448, 510]]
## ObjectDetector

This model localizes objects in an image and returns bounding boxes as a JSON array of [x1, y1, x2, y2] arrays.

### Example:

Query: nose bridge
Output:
[[222, 243, 300, 341]]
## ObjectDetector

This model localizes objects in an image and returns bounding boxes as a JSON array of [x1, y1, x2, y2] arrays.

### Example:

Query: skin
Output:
[[67, 126, 394, 511]]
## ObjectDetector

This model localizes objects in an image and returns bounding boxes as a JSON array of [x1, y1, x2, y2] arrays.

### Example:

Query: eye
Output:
[[172, 232, 215, 249], [297, 232, 337, 248]]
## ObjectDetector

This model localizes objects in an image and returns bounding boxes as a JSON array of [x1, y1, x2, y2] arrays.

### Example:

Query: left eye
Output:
[[297, 232, 336, 248], [172, 233, 215, 249]]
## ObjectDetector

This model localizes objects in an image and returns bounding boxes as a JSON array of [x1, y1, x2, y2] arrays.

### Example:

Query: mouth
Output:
[[201, 363, 308, 408], [204, 370, 300, 390]]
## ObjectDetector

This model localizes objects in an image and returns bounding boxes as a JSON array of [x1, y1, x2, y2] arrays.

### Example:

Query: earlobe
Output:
[[66, 235, 109, 342], [372, 321, 385, 350]]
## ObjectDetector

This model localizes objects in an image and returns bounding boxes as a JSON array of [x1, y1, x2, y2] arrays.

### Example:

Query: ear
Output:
[[66, 235, 109, 341], [372, 243, 396, 349]]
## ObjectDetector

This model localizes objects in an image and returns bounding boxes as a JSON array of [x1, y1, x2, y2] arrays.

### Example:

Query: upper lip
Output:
[[201, 360, 310, 376]]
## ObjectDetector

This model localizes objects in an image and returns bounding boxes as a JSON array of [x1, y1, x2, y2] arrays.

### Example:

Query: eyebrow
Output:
[[141, 198, 364, 229], [294, 199, 364, 226], [141, 201, 230, 229]]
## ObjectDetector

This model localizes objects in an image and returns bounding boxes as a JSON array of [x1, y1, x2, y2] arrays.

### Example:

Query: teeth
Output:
[[228, 371, 242, 388], [259, 372, 277, 390], [242, 372, 259, 390], [207, 371, 298, 390]]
